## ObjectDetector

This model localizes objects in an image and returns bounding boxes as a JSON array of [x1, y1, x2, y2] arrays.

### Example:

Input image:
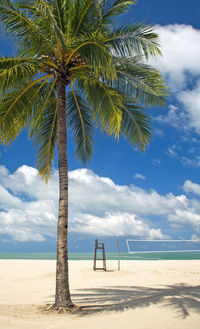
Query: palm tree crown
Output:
[[0, 0, 167, 178], [0, 0, 167, 309]]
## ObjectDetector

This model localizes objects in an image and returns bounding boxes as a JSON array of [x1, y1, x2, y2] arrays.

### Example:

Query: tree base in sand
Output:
[[44, 303, 81, 314]]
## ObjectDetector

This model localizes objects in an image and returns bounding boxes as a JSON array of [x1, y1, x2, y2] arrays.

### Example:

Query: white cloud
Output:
[[150, 24, 200, 135], [183, 180, 200, 196], [166, 144, 178, 158], [0, 164, 59, 200], [163, 149, 200, 169], [168, 209, 200, 231], [134, 173, 146, 180], [180, 156, 200, 168], [152, 24, 200, 90], [0, 185, 22, 208], [177, 82, 200, 134], [71, 212, 167, 239], [68, 168, 189, 218], [1, 166, 200, 242], [0, 165, 58, 242], [155, 104, 189, 131]]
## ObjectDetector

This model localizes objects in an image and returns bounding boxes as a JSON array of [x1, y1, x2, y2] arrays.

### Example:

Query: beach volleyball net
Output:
[[126, 239, 200, 254]]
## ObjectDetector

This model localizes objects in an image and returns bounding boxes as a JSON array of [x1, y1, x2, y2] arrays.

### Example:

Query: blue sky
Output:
[[1, 0, 200, 252]]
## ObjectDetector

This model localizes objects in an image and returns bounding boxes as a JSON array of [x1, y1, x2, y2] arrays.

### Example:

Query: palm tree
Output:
[[0, 0, 167, 310]]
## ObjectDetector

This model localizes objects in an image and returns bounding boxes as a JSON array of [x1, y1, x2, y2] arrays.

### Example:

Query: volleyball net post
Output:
[[117, 239, 120, 271]]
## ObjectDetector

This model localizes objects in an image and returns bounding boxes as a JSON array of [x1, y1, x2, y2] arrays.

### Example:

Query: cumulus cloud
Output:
[[150, 24, 200, 135], [71, 212, 167, 239], [0, 165, 58, 242], [69, 168, 188, 218], [0, 165, 59, 200], [1, 165, 200, 242], [152, 24, 200, 90], [168, 209, 200, 232], [183, 180, 200, 196]]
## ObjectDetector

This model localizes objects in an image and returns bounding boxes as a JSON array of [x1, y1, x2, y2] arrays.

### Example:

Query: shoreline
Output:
[[0, 259, 200, 328], [1, 251, 200, 260]]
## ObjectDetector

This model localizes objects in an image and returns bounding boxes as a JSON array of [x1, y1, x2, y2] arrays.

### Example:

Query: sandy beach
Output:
[[0, 259, 199, 329]]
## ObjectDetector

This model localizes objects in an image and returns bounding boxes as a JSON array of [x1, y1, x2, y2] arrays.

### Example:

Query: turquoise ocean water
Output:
[[0, 252, 200, 260]]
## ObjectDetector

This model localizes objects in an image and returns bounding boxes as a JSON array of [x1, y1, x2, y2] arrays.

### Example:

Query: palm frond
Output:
[[67, 32, 116, 81], [29, 81, 57, 180], [121, 102, 152, 151], [0, 91, 30, 144], [54, 0, 66, 32], [102, 0, 136, 23], [30, 79, 56, 134], [33, 0, 67, 54], [73, 0, 93, 37], [0, 56, 40, 97], [67, 0, 104, 37], [106, 23, 162, 59], [0, 74, 53, 144], [0, 0, 53, 56], [67, 86, 95, 164], [113, 57, 168, 107], [79, 75, 123, 138]]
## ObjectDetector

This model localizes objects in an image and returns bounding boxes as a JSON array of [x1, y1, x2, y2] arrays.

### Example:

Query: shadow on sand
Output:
[[71, 284, 200, 318]]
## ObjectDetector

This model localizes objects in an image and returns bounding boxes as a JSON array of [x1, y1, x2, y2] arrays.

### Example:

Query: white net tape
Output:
[[126, 239, 200, 253]]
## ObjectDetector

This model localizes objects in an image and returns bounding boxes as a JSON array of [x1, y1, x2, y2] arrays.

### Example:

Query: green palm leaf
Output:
[[121, 102, 152, 151], [0, 0, 53, 56], [32, 0, 67, 52], [53, 0, 66, 32], [72, 0, 94, 37], [67, 32, 116, 78], [67, 87, 95, 164], [0, 56, 40, 96], [106, 23, 162, 59], [0, 88, 36, 144], [0, 74, 52, 144], [114, 56, 168, 107], [29, 81, 57, 180], [102, 0, 136, 23], [79, 74, 123, 138]]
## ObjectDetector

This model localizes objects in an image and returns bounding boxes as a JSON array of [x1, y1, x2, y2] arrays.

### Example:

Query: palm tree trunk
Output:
[[54, 74, 73, 308]]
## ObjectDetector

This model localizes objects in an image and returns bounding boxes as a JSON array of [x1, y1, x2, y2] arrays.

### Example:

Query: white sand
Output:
[[0, 259, 199, 329]]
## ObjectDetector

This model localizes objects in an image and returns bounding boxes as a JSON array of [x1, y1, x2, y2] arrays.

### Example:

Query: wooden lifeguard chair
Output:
[[93, 239, 106, 271]]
